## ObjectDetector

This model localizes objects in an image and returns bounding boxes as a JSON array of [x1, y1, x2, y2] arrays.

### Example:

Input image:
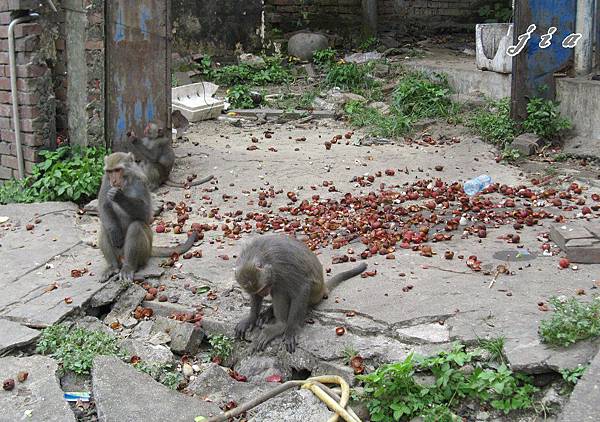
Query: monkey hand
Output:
[[256, 306, 275, 328], [107, 228, 125, 249], [235, 317, 256, 339], [107, 187, 123, 202], [284, 333, 297, 353]]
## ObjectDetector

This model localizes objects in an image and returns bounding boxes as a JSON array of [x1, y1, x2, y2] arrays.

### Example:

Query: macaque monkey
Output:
[[234, 234, 367, 353], [98, 152, 198, 282], [171, 109, 189, 140], [127, 122, 214, 190]]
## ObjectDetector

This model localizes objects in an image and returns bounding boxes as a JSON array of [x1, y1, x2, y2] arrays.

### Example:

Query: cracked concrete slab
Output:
[[0, 319, 40, 354], [0, 355, 76, 422], [558, 349, 600, 422]]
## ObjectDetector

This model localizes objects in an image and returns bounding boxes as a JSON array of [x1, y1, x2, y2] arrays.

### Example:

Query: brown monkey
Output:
[[98, 152, 198, 282], [171, 109, 189, 140], [234, 234, 367, 353], [126, 122, 214, 191]]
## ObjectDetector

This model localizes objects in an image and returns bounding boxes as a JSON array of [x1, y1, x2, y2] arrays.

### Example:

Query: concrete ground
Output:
[[2, 115, 600, 420]]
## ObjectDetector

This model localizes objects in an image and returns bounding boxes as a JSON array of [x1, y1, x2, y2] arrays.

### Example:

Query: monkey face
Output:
[[236, 263, 272, 297], [107, 167, 124, 188]]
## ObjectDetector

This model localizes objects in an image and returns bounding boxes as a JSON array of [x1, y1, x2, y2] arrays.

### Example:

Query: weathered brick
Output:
[[0, 22, 41, 38], [1, 153, 17, 169], [0, 90, 39, 105], [0, 129, 45, 146], [0, 140, 9, 154], [0, 162, 12, 179], [0, 103, 38, 118], [85, 40, 103, 50]]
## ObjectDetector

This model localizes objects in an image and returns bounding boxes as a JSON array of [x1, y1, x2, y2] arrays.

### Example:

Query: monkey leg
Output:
[[99, 228, 121, 282], [120, 221, 152, 283], [283, 290, 311, 353], [253, 292, 291, 352]]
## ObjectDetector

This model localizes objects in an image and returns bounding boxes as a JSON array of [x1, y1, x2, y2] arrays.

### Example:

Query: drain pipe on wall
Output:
[[8, 12, 39, 179]]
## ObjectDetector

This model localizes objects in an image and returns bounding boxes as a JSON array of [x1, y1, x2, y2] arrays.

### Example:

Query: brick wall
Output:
[[379, 0, 497, 33], [0, 0, 57, 181], [172, 0, 263, 58], [264, 0, 363, 45]]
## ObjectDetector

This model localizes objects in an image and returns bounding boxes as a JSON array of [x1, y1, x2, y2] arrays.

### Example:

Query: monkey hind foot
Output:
[[100, 267, 119, 283], [253, 322, 287, 352]]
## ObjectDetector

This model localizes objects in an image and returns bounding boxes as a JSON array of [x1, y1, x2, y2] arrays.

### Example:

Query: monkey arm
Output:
[[111, 185, 151, 222], [100, 203, 125, 248], [127, 141, 160, 163], [235, 294, 263, 339]]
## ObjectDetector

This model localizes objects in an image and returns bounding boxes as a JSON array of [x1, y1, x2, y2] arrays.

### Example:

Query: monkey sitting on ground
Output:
[[234, 234, 367, 353], [126, 122, 214, 191], [98, 152, 198, 282]]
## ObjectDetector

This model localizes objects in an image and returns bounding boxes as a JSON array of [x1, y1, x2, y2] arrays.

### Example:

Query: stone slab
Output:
[[558, 350, 600, 422], [565, 245, 600, 264], [549, 224, 595, 250], [511, 133, 544, 156], [104, 284, 146, 328], [90, 278, 128, 308], [249, 389, 334, 422], [119, 338, 174, 364], [0, 355, 76, 422], [151, 316, 204, 355], [0, 319, 40, 354], [92, 356, 220, 422]]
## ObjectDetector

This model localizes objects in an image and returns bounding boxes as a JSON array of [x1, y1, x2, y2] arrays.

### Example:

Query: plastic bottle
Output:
[[463, 175, 492, 196]]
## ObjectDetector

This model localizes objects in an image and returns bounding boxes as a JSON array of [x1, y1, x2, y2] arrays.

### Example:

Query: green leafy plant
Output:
[[36, 324, 121, 375], [479, 2, 513, 22], [325, 62, 376, 92], [469, 98, 517, 146], [560, 365, 587, 386], [539, 296, 600, 347], [134, 361, 183, 390], [207, 55, 291, 87], [270, 89, 318, 111], [208, 334, 233, 362], [344, 100, 411, 138], [358, 36, 380, 52], [227, 85, 256, 109], [313, 48, 337, 68], [0, 145, 107, 205], [358, 344, 538, 421], [523, 97, 571, 140], [477, 336, 506, 362], [392, 72, 456, 120], [501, 146, 522, 163]]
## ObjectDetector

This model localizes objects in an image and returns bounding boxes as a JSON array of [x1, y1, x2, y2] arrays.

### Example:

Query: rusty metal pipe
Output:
[[9, 13, 39, 179]]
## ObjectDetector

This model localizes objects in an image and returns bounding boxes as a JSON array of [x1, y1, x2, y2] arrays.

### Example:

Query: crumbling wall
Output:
[[264, 0, 363, 45], [379, 0, 508, 34], [172, 0, 263, 58]]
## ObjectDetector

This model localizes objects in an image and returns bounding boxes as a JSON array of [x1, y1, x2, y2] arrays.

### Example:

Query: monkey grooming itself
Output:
[[98, 152, 198, 282], [126, 122, 214, 191], [234, 234, 367, 353]]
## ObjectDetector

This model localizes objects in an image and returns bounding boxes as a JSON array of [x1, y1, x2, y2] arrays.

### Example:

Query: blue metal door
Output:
[[106, 0, 171, 150], [511, 0, 577, 120]]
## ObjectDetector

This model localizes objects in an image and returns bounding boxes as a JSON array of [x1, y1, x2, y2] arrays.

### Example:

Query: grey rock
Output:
[[236, 355, 287, 382], [558, 350, 600, 422], [541, 386, 564, 408], [119, 338, 174, 364], [142, 300, 194, 318], [151, 316, 204, 355], [188, 363, 235, 398], [74, 316, 112, 335], [104, 284, 146, 328], [90, 278, 128, 308], [511, 133, 544, 156], [130, 319, 154, 340], [249, 389, 334, 422], [397, 323, 450, 344], [93, 355, 220, 422], [0, 319, 40, 354], [368, 101, 391, 115], [239, 53, 266, 68], [288, 32, 329, 61], [476, 411, 490, 420], [0, 355, 76, 422], [344, 51, 383, 64]]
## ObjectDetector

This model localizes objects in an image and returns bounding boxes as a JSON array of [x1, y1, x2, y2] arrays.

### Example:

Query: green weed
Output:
[[313, 48, 337, 68], [0, 145, 107, 205], [36, 324, 122, 375], [539, 296, 600, 347], [523, 97, 571, 140], [357, 343, 538, 421], [204, 55, 291, 87], [477, 336, 506, 362], [501, 146, 522, 163], [468, 98, 517, 146], [560, 365, 587, 386], [325, 62, 377, 93], [208, 334, 233, 362], [226, 85, 257, 109], [358, 36, 380, 52], [345, 100, 411, 138], [392, 72, 456, 120], [134, 361, 183, 390]]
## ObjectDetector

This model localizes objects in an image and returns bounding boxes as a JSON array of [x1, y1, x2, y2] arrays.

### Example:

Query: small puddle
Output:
[[492, 249, 537, 262]]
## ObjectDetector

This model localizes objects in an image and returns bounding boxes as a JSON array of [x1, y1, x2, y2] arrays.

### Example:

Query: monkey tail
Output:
[[152, 231, 198, 257], [164, 175, 214, 188], [325, 262, 367, 293]]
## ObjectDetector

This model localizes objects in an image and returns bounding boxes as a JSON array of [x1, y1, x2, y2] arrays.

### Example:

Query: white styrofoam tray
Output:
[[171, 82, 225, 122]]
